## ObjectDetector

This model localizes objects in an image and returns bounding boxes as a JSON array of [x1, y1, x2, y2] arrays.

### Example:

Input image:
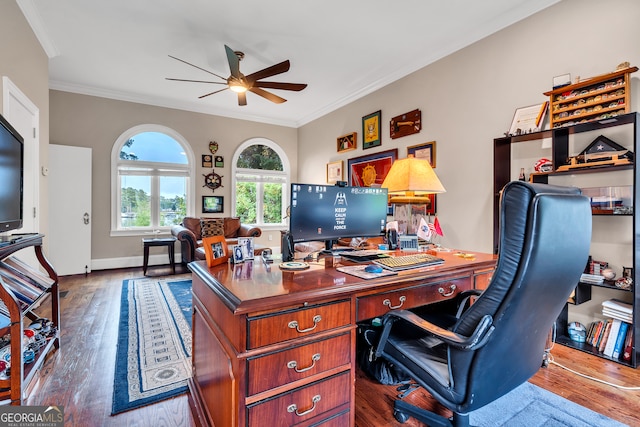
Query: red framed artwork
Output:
[[347, 149, 397, 187]]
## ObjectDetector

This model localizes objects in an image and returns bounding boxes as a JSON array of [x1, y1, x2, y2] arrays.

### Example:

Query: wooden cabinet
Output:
[[0, 234, 60, 404], [493, 113, 638, 367], [544, 67, 637, 129]]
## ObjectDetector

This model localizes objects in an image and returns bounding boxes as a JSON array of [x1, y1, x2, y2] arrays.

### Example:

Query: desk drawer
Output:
[[248, 300, 350, 349], [247, 373, 350, 426], [357, 277, 471, 321], [247, 333, 351, 396]]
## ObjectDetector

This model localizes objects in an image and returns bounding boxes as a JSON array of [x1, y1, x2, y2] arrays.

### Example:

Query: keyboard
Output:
[[340, 250, 390, 262], [373, 253, 445, 271]]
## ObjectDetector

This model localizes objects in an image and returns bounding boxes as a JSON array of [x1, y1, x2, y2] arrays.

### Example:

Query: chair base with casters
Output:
[[374, 181, 593, 427]]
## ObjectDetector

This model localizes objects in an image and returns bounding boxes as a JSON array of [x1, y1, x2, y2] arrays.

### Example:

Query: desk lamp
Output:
[[382, 155, 446, 235]]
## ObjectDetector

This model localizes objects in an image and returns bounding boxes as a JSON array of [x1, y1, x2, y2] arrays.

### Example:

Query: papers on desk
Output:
[[336, 265, 397, 280]]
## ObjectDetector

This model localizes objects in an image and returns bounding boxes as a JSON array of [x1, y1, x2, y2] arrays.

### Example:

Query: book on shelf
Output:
[[601, 299, 633, 323], [598, 319, 612, 353], [623, 328, 634, 362], [612, 322, 629, 359], [603, 319, 622, 357]]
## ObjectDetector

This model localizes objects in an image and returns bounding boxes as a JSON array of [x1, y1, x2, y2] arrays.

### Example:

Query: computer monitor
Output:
[[288, 183, 388, 249]]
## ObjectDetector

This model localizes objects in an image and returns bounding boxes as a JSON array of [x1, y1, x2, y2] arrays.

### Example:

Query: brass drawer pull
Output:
[[438, 284, 457, 297], [288, 315, 322, 333], [287, 394, 321, 416], [287, 353, 321, 373], [383, 296, 406, 309]]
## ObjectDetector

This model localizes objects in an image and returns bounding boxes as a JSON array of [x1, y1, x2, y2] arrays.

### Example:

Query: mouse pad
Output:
[[337, 265, 397, 280]]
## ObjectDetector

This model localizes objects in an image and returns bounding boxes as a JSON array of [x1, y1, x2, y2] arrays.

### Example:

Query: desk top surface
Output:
[[190, 250, 496, 315]]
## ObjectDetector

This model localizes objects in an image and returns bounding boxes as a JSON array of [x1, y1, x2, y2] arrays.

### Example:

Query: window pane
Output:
[[236, 145, 282, 171], [120, 176, 151, 227], [236, 181, 257, 223], [121, 132, 187, 164], [263, 183, 283, 224], [160, 176, 187, 226]]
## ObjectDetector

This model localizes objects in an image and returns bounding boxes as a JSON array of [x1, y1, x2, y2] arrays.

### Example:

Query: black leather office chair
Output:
[[374, 181, 592, 426]]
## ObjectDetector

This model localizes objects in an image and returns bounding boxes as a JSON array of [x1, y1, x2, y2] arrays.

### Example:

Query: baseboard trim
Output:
[[91, 253, 183, 271]]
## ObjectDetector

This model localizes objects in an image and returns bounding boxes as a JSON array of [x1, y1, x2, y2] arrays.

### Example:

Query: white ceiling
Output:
[[18, 0, 560, 128]]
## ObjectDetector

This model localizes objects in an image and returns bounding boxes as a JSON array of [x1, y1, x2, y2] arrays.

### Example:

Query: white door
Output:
[[48, 145, 92, 275], [2, 77, 39, 266]]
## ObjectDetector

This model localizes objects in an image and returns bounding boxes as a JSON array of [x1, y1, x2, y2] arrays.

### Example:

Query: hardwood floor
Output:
[[24, 268, 640, 426]]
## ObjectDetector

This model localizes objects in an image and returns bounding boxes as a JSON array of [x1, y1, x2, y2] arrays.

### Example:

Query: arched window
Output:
[[232, 139, 289, 228], [111, 125, 195, 235]]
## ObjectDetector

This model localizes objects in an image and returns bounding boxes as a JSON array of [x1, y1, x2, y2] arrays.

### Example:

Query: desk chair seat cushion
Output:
[[375, 181, 592, 418]]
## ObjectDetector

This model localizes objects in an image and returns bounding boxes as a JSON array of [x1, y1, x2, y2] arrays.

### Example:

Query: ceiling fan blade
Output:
[[168, 55, 227, 81], [245, 60, 290, 82], [198, 87, 229, 99], [166, 78, 226, 84], [249, 87, 287, 104], [253, 81, 307, 91], [225, 45, 241, 78], [238, 92, 247, 106]]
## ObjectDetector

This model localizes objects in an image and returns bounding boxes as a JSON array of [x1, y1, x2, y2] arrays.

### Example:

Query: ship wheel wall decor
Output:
[[203, 170, 223, 192]]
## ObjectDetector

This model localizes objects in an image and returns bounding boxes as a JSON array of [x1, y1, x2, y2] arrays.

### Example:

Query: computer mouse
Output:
[[364, 264, 383, 273]]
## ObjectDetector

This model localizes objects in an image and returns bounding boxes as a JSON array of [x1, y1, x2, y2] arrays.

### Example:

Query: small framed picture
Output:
[[237, 237, 254, 260], [202, 236, 229, 267], [337, 132, 357, 153], [215, 155, 224, 167], [407, 141, 436, 168], [232, 245, 244, 264], [362, 110, 381, 149], [202, 195, 223, 213], [202, 154, 213, 168], [326, 160, 343, 184]]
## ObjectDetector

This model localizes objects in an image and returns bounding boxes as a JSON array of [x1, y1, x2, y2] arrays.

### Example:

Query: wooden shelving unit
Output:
[[544, 66, 637, 129], [493, 113, 638, 367], [0, 234, 59, 404]]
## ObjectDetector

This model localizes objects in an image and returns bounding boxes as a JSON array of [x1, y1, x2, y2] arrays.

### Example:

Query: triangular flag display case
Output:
[[494, 112, 638, 368]]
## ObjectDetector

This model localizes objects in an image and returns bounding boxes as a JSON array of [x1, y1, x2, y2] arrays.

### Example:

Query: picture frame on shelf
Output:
[[508, 102, 548, 136], [326, 160, 343, 184], [337, 132, 357, 153], [407, 141, 436, 168], [202, 195, 223, 213], [362, 110, 382, 149], [347, 148, 397, 187], [202, 236, 229, 267], [237, 236, 254, 260]]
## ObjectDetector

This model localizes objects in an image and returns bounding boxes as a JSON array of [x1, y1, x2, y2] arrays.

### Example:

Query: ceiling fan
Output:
[[166, 45, 307, 106]]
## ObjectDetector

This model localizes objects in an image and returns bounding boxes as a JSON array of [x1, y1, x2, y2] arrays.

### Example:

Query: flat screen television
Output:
[[0, 113, 23, 234], [288, 183, 388, 249]]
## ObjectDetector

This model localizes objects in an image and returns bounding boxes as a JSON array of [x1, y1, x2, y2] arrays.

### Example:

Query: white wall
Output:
[[297, 0, 640, 253]]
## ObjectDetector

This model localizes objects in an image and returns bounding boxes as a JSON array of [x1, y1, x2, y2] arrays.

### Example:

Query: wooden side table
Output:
[[142, 237, 177, 275]]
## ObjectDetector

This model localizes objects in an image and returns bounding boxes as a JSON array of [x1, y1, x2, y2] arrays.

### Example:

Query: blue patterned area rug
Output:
[[112, 278, 192, 415]]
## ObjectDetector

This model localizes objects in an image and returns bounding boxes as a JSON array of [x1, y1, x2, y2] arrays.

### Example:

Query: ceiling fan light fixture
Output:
[[229, 83, 248, 93]]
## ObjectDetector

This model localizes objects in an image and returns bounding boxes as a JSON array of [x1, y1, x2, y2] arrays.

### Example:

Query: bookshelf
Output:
[[0, 234, 59, 404], [493, 113, 638, 367]]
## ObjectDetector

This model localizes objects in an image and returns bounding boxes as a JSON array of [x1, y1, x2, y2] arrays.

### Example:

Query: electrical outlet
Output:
[[268, 234, 273, 241]]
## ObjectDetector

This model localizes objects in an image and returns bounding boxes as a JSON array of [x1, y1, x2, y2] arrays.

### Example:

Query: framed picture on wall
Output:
[[326, 160, 343, 184], [337, 132, 357, 153], [407, 141, 436, 168], [347, 149, 397, 187], [362, 110, 381, 149], [202, 195, 223, 213]]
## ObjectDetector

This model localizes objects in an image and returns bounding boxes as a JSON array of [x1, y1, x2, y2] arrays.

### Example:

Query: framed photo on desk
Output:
[[203, 236, 229, 267]]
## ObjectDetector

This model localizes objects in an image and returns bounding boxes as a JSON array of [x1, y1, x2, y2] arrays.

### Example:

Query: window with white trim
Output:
[[111, 125, 194, 235], [232, 139, 289, 228]]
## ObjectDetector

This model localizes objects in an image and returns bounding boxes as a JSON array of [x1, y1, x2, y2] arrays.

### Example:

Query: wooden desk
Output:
[[188, 251, 496, 427]]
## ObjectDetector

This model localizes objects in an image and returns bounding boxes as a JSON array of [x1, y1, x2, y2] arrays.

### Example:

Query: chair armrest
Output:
[[171, 225, 197, 246], [237, 224, 262, 238], [375, 310, 494, 356]]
